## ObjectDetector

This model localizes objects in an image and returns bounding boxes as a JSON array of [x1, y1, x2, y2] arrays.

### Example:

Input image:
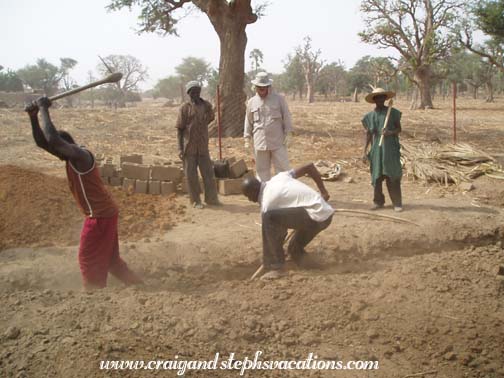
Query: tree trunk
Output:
[[352, 87, 359, 102], [411, 65, 434, 109], [216, 25, 247, 136], [306, 74, 315, 103], [471, 85, 478, 99], [485, 81, 494, 102], [203, 0, 256, 138]]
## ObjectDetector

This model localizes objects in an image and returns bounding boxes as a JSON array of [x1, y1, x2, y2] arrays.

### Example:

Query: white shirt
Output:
[[244, 91, 293, 151], [259, 171, 334, 222]]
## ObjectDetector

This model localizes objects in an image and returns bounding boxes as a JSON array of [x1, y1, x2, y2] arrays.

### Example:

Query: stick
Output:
[[403, 370, 437, 378], [250, 230, 294, 281], [378, 99, 394, 147], [333, 208, 420, 226], [48, 72, 122, 102]]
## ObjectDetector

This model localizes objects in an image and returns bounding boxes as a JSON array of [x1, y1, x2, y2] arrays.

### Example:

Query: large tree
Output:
[[359, 0, 463, 109], [108, 0, 264, 137]]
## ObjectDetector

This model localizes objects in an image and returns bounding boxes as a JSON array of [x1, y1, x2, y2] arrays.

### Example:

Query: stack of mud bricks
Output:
[[98, 154, 183, 196], [218, 157, 255, 195]]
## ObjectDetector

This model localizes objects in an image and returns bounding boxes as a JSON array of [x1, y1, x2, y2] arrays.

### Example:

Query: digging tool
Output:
[[378, 99, 394, 147], [48, 72, 123, 102]]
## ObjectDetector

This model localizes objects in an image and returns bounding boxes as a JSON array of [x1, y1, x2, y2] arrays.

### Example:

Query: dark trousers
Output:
[[184, 153, 219, 205], [373, 175, 402, 207], [261, 207, 333, 270]]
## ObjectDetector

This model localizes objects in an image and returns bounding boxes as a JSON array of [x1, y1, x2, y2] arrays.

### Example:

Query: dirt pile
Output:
[[0, 165, 185, 251]]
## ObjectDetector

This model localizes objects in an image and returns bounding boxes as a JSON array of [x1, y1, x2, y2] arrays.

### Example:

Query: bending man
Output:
[[242, 163, 334, 280]]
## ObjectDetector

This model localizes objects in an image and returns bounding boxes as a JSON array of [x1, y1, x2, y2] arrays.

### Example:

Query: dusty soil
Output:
[[0, 165, 186, 251], [1, 97, 503, 378]]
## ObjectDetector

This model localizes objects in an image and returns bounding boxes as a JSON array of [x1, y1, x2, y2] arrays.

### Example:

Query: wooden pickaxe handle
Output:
[[49, 72, 123, 102], [378, 99, 394, 147]]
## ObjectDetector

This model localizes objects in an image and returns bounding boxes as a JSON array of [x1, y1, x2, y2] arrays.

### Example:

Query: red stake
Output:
[[452, 81, 457, 144], [217, 85, 222, 160]]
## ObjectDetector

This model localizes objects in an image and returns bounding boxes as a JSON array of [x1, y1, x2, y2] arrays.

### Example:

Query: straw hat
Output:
[[185, 80, 201, 93], [365, 88, 395, 103], [251, 72, 273, 87]]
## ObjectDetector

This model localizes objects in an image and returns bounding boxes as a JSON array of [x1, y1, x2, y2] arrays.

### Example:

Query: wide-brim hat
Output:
[[365, 88, 395, 103], [251, 72, 273, 87], [185, 80, 201, 94]]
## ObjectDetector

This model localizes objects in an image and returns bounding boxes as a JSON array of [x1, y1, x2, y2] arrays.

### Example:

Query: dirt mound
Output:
[[0, 165, 185, 251]]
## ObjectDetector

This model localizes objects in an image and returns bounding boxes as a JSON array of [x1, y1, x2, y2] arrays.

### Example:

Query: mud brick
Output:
[[109, 177, 123, 187], [148, 180, 161, 195], [218, 178, 243, 195], [135, 180, 148, 194], [121, 162, 150, 180], [229, 159, 248, 179], [151, 165, 183, 182], [120, 154, 143, 165], [122, 178, 136, 191], [161, 181, 176, 195], [99, 163, 116, 178]]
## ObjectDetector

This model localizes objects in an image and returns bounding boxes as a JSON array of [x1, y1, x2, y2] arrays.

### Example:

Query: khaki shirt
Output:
[[244, 92, 293, 151], [176, 99, 214, 156]]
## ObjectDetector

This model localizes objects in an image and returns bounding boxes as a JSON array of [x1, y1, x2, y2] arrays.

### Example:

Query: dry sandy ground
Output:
[[1, 98, 504, 378]]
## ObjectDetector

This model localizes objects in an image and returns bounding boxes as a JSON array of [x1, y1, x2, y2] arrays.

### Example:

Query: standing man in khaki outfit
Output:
[[176, 81, 220, 209], [244, 72, 293, 182]]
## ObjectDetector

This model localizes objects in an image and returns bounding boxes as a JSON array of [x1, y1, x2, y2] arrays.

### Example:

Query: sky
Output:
[[1, 0, 394, 90]]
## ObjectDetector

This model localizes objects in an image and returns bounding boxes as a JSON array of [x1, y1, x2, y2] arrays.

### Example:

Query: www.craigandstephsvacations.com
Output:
[[100, 351, 380, 375]]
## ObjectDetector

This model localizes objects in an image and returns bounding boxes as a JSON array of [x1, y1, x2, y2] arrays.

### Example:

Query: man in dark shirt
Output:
[[176, 81, 220, 209]]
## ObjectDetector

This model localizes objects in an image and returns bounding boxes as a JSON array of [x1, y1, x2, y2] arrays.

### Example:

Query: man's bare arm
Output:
[[37, 97, 92, 170], [292, 163, 330, 201], [25, 103, 52, 153]]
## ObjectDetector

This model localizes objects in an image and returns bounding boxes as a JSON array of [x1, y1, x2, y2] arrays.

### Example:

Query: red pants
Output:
[[78, 214, 142, 289]]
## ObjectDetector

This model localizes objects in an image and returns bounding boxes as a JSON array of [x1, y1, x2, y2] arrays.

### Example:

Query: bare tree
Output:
[[108, 0, 266, 137], [97, 54, 148, 107], [296, 36, 324, 103], [359, 0, 463, 109]]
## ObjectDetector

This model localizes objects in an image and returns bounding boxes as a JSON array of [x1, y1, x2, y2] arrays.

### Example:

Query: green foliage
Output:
[[315, 61, 348, 96], [249, 48, 264, 73], [107, 0, 192, 35], [175, 56, 212, 85], [0, 68, 23, 92], [153, 76, 181, 99], [279, 54, 305, 97], [348, 56, 395, 91], [475, 0, 504, 39], [16, 58, 77, 95]]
